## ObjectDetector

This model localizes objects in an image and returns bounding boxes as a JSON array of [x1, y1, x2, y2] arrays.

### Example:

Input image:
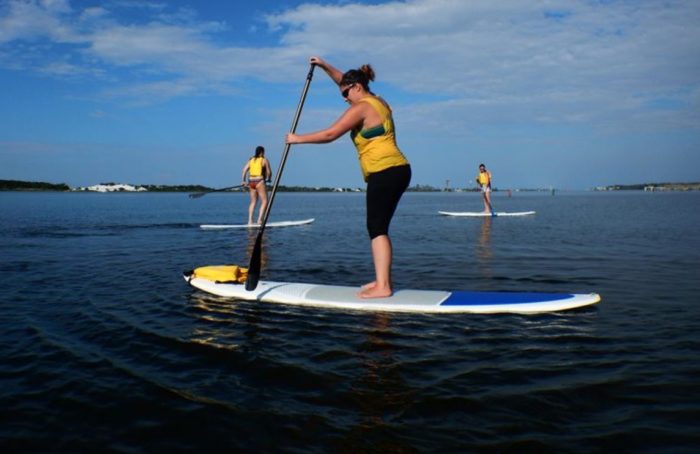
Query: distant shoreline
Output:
[[3, 179, 699, 193], [0, 179, 487, 193], [595, 182, 700, 191]]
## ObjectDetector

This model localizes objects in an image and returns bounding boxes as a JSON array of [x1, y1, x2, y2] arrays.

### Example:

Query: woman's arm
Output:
[[286, 104, 365, 144], [241, 161, 249, 183], [310, 56, 343, 85], [264, 159, 272, 182]]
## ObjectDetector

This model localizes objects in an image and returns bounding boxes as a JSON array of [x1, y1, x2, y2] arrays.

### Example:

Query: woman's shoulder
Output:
[[363, 95, 392, 112]]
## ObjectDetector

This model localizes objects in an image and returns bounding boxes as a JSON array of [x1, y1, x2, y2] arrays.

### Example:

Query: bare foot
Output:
[[357, 285, 392, 299], [360, 281, 376, 291]]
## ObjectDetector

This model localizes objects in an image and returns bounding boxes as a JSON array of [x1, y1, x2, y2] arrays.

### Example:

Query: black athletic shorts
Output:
[[366, 164, 411, 239]]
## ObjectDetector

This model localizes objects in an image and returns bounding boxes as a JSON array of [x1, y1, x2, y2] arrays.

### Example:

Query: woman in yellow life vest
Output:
[[476, 163, 493, 214], [286, 56, 411, 299], [241, 146, 272, 225]]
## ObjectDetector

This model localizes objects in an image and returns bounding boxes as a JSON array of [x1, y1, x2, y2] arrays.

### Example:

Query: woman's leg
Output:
[[256, 183, 268, 224], [359, 235, 393, 298], [248, 188, 258, 225], [482, 189, 491, 213], [359, 165, 411, 299]]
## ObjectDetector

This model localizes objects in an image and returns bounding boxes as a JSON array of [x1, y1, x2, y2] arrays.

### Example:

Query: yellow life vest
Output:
[[191, 265, 248, 283], [249, 157, 265, 178], [477, 171, 491, 185], [351, 96, 409, 181]]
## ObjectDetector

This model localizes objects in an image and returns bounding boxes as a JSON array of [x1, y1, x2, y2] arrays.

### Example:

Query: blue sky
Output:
[[1, 0, 699, 190]]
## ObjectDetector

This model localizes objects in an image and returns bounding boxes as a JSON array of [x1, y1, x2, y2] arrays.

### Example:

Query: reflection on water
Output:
[[475, 217, 492, 279], [188, 294, 246, 350], [348, 313, 413, 451], [187, 293, 266, 354]]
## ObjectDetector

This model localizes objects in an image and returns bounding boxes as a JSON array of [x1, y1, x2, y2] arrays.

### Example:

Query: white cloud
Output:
[[39, 60, 86, 75], [269, 0, 700, 94], [1, 0, 698, 130], [0, 0, 82, 43], [79, 6, 107, 21]]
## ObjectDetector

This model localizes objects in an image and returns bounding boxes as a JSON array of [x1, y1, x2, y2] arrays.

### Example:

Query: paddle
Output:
[[245, 63, 316, 291], [189, 185, 244, 199]]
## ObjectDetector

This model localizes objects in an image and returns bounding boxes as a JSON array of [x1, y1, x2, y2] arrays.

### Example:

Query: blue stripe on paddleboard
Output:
[[440, 291, 575, 306]]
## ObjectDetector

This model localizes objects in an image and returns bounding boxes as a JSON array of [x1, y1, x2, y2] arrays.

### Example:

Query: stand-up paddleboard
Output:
[[200, 218, 315, 230], [439, 211, 535, 217], [183, 270, 600, 314]]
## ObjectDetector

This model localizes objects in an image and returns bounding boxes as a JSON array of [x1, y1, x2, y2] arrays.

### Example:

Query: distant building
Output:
[[77, 183, 147, 192]]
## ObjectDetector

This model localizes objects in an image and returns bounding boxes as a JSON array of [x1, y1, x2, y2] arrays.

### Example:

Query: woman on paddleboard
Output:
[[241, 146, 272, 225], [476, 163, 493, 214], [286, 56, 411, 299]]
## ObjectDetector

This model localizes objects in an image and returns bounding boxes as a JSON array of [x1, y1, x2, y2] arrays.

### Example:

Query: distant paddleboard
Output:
[[200, 218, 315, 230], [183, 270, 600, 314], [439, 211, 535, 217]]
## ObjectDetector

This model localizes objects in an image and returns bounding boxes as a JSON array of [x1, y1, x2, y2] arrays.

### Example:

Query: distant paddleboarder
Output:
[[476, 163, 493, 214], [241, 146, 272, 225], [286, 56, 411, 299]]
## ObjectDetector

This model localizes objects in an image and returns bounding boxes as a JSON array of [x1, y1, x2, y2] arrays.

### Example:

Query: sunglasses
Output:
[[341, 84, 355, 98]]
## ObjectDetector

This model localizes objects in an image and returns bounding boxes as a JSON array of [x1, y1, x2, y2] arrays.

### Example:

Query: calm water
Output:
[[1, 191, 699, 452]]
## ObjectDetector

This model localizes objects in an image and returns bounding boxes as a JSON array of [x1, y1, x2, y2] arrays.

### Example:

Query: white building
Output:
[[78, 183, 147, 192]]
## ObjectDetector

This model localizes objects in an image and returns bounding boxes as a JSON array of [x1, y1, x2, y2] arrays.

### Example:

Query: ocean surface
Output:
[[1, 190, 699, 452]]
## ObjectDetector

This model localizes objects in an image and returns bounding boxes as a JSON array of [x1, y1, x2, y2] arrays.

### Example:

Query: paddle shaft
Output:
[[246, 64, 316, 290], [189, 184, 244, 198]]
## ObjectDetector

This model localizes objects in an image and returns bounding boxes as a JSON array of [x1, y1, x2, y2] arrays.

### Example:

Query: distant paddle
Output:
[[245, 64, 316, 291], [189, 185, 244, 199]]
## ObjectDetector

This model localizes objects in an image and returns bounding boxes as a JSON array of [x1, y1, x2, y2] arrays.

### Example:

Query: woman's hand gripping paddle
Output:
[[245, 64, 316, 290]]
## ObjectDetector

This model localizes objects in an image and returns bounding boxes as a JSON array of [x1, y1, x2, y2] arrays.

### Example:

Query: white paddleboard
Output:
[[200, 218, 315, 230], [183, 272, 600, 314], [439, 211, 536, 217]]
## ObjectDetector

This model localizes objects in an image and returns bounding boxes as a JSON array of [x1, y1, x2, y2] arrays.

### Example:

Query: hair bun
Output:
[[359, 64, 375, 82]]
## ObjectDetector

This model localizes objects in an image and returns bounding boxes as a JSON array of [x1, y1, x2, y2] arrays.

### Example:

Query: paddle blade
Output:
[[245, 234, 263, 290]]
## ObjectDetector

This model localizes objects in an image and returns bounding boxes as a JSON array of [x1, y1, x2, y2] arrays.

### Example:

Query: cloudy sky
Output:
[[1, 0, 698, 189]]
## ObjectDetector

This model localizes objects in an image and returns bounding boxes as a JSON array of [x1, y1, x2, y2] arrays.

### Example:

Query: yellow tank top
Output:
[[351, 96, 409, 181], [477, 171, 491, 185], [249, 157, 264, 178]]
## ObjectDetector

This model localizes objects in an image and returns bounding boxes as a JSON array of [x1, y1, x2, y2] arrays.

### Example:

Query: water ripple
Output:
[[1, 192, 699, 451]]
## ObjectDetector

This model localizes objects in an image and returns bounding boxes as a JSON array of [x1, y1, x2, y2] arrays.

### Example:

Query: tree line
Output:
[[0, 180, 70, 191]]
